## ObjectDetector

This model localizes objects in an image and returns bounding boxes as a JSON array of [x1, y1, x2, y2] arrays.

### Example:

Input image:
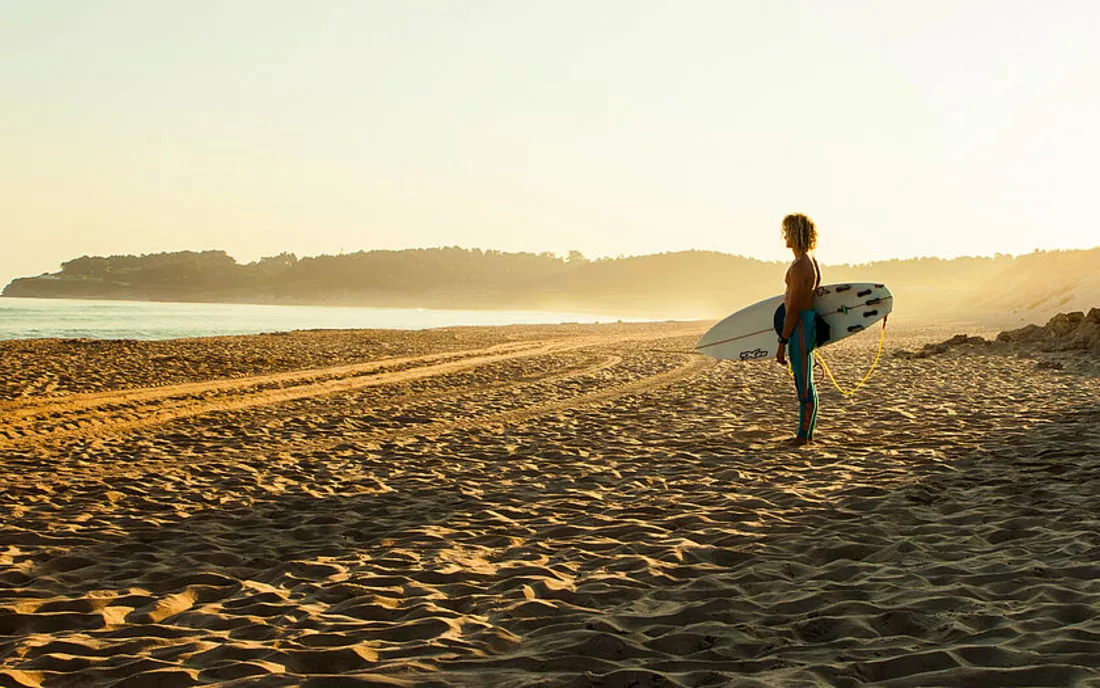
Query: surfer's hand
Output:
[[776, 344, 786, 366]]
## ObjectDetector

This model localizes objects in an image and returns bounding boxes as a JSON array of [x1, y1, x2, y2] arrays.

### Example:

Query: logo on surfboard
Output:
[[739, 348, 769, 361]]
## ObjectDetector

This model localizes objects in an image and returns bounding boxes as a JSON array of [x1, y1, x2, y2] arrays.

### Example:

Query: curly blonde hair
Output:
[[782, 213, 817, 254]]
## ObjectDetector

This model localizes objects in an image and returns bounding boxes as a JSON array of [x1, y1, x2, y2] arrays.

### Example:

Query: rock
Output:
[[998, 323, 1042, 343], [1007, 307, 1100, 353], [1046, 313, 1076, 337], [1036, 360, 1064, 370], [1070, 321, 1100, 351], [919, 307, 1099, 361]]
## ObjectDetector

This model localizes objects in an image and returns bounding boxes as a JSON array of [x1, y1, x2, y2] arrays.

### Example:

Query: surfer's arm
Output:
[[777, 271, 791, 364]]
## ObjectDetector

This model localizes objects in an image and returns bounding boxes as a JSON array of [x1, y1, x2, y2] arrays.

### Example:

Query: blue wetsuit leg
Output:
[[787, 310, 818, 440]]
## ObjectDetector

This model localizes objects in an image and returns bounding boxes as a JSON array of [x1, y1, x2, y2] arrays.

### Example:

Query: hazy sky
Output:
[[3, 0, 1099, 286]]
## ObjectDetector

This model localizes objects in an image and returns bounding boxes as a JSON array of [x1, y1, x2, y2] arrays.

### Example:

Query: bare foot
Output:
[[783, 437, 814, 448]]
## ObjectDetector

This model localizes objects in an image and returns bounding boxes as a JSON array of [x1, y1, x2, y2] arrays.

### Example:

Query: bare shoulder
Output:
[[791, 254, 814, 278]]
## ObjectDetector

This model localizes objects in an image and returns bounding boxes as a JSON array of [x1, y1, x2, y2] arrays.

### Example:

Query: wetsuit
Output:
[[789, 258, 821, 441]]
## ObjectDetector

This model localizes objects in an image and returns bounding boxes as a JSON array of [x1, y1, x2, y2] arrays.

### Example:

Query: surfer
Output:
[[775, 213, 821, 446]]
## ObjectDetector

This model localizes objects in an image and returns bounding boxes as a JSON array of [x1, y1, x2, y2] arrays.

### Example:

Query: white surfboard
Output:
[[695, 283, 893, 361]]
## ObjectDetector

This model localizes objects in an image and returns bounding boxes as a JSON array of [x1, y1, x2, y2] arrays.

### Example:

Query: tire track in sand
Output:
[[0, 340, 543, 419], [1, 329, 702, 450], [0, 340, 568, 449], [361, 352, 716, 444], [1, 350, 712, 490], [161, 349, 714, 463]]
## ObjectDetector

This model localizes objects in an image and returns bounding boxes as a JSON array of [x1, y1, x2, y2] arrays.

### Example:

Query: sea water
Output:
[[0, 297, 636, 341]]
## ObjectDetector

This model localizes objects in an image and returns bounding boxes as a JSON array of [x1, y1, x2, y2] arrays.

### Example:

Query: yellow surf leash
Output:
[[786, 315, 888, 397]]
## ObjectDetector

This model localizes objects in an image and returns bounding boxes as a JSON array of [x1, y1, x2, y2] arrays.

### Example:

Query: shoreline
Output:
[[0, 297, 665, 344], [0, 293, 1061, 346], [0, 292, 715, 324]]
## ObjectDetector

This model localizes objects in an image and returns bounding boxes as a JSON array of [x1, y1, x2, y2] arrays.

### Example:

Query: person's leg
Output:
[[802, 310, 819, 440], [804, 310, 819, 440], [789, 312, 818, 442]]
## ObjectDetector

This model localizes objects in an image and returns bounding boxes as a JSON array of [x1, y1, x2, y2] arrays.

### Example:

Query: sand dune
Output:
[[1, 321, 1099, 687]]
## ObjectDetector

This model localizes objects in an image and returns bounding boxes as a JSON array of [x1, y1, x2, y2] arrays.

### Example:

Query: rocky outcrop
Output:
[[995, 308, 1100, 352], [894, 308, 1100, 360], [893, 334, 992, 360]]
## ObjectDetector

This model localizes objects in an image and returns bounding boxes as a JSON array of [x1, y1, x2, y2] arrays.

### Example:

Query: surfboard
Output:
[[695, 283, 893, 361]]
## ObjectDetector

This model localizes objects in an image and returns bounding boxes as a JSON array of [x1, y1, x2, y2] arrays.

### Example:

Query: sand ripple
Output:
[[1, 322, 1099, 686]]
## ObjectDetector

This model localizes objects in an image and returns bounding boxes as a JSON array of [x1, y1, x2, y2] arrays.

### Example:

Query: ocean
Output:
[[0, 297, 637, 341]]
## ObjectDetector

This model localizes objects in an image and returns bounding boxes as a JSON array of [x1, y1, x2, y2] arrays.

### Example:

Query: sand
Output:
[[1, 320, 1099, 687]]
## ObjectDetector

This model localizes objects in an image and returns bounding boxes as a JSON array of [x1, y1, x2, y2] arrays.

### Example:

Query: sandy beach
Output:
[[2, 320, 1099, 687]]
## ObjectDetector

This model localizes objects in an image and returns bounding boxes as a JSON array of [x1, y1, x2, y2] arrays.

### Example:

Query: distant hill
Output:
[[974, 248, 1100, 325], [4, 246, 1098, 326]]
